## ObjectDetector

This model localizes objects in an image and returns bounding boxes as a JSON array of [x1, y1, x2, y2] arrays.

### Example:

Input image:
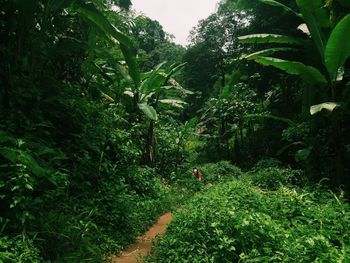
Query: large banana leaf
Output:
[[120, 44, 140, 87], [310, 102, 339, 115], [73, 1, 132, 47], [159, 99, 187, 108], [325, 14, 350, 81], [259, 0, 301, 17], [253, 56, 328, 86], [243, 47, 299, 60], [139, 70, 165, 94], [296, 0, 329, 60], [238, 34, 305, 46], [166, 63, 187, 78], [138, 103, 158, 121]]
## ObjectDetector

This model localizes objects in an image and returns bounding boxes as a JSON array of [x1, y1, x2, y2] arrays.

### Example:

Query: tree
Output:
[[239, 0, 350, 186]]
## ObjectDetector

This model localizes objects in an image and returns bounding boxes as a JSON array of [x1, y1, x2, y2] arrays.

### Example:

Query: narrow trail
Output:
[[110, 213, 173, 263]]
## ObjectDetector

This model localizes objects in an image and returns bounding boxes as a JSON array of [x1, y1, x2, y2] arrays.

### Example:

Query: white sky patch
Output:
[[131, 0, 220, 46]]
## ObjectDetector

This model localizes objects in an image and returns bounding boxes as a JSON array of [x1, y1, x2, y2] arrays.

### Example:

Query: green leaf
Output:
[[253, 56, 328, 86], [161, 85, 194, 95], [138, 104, 158, 121], [159, 99, 187, 108], [259, 0, 301, 17], [244, 48, 299, 60], [296, 0, 329, 59], [0, 147, 46, 177], [123, 90, 134, 97], [166, 62, 187, 79], [310, 102, 339, 115], [139, 70, 165, 94], [325, 14, 350, 81], [120, 44, 140, 87], [73, 1, 132, 47], [295, 147, 312, 162], [238, 34, 305, 46], [244, 113, 296, 126]]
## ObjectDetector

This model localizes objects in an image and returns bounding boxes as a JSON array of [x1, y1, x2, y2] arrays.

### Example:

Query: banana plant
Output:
[[239, 0, 350, 183], [123, 61, 190, 120], [238, 0, 350, 116], [121, 46, 191, 164]]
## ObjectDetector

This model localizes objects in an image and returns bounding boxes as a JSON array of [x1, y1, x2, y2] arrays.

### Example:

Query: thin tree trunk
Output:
[[143, 120, 155, 166]]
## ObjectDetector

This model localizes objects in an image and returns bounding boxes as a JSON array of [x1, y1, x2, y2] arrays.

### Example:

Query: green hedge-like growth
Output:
[[147, 170, 350, 262]]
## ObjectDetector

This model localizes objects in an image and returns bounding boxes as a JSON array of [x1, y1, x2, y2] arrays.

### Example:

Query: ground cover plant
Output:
[[147, 166, 350, 262]]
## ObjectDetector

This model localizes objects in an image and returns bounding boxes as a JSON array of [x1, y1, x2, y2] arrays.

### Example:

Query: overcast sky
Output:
[[131, 0, 220, 46]]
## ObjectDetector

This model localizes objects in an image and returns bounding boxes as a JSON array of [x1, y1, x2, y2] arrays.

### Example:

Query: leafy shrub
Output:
[[253, 157, 282, 170], [147, 179, 350, 263], [201, 161, 242, 183], [249, 167, 304, 190], [0, 236, 42, 263], [124, 166, 166, 198]]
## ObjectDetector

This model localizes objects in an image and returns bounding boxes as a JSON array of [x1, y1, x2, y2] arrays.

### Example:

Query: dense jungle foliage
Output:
[[0, 0, 349, 262]]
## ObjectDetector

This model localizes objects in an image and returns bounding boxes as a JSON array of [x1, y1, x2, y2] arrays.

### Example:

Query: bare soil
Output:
[[109, 212, 173, 263]]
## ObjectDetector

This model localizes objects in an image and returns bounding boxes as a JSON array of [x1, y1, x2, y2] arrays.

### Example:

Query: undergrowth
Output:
[[147, 166, 350, 262]]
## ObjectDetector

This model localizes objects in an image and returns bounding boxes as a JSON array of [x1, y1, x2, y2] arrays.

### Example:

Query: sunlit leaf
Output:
[[138, 103, 158, 121], [310, 102, 339, 115], [244, 48, 299, 60], [159, 99, 187, 108]]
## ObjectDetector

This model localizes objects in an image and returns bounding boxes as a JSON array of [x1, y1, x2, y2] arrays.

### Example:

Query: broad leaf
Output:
[[253, 56, 328, 86], [73, 1, 132, 47], [238, 34, 305, 46], [160, 85, 194, 95], [259, 0, 301, 17], [123, 90, 134, 97], [277, 141, 306, 156], [138, 103, 158, 121], [295, 147, 312, 162], [166, 63, 187, 79], [244, 113, 296, 126], [310, 102, 339, 115], [244, 48, 299, 60], [159, 99, 187, 108], [139, 70, 165, 93], [325, 14, 350, 81], [0, 147, 46, 177], [296, 0, 329, 59], [120, 44, 140, 87]]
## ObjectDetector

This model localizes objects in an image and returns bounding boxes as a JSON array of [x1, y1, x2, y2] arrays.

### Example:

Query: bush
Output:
[[147, 179, 350, 262], [253, 157, 282, 170], [200, 161, 242, 183], [249, 167, 304, 190], [0, 236, 42, 263]]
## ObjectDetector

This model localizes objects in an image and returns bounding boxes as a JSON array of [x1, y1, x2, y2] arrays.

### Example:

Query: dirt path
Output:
[[109, 213, 173, 263]]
